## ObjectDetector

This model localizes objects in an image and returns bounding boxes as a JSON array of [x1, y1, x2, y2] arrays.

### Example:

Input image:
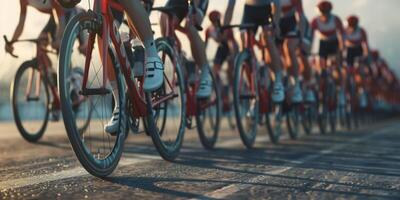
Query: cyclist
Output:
[[344, 15, 369, 70], [276, 0, 305, 103], [205, 10, 239, 88], [5, 0, 86, 120], [159, 0, 212, 98], [310, 0, 345, 104], [225, 0, 286, 102]]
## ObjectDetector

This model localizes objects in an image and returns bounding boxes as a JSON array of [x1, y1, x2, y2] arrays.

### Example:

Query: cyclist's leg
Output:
[[119, 0, 163, 92], [186, 21, 213, 98], [262, 27, 285, 102], [283, 37, 302, 102]]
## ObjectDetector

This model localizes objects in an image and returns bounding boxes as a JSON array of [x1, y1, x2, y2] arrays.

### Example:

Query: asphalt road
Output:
[[0, 118, 400, 199]]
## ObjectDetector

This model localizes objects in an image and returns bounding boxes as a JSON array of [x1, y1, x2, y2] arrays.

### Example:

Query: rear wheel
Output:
[[233, 51, 259, 148], [302, 103, 315, 135], [12, 60, 49, 142], [196, 71, 221, 150], [318, 104, 328, 135], [145, 38, 186, 161], [59, 13, 126, 177]]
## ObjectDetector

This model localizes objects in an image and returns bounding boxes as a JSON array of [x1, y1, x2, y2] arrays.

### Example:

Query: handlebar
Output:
[[3, 35, 57, 58], [4, 35, 18, 58]]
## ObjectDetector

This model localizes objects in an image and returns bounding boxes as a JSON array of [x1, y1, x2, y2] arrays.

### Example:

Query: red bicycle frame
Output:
[[81, 0, 178, 118]]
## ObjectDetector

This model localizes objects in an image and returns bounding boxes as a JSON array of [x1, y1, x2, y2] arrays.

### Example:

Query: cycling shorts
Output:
[[241, 4, 273, 32], [276, 14, 299, 45], [165, 0, 208, 23], [279, 14, 299, 38], [214, 42, 230, 66], [319, 38, 339, 59], [346, 45, 363, 67]]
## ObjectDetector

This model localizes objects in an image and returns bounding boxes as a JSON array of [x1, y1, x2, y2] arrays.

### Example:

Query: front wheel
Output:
[[287, 104, 300, 140], [11, 60, 49, 142], [233, 51, 259, 148], [59, 12, 126, 177]]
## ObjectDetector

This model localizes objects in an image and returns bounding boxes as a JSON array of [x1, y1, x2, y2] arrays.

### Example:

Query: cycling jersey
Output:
[[27, 0, 53, 13], [165, 0, 209, 22], [344, 27, 367, 47], [344, 27, 367, 66], [311, 15, 343, 41]]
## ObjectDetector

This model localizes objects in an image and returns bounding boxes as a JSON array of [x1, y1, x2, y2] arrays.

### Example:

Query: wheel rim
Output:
[[13, 65, 49, 137]]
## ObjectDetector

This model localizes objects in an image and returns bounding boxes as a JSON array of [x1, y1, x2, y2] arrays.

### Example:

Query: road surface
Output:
[[0, 118, 400, 199]]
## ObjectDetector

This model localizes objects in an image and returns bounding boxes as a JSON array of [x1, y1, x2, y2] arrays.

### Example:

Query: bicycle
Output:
[[4, 35, 92, 142], [152, 4, 221, 150], [317, 56, 340, 134], [58, 1, 186, 177]]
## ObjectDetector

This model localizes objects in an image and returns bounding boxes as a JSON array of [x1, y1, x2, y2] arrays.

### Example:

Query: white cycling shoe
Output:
[[291, 84, 303, 103], [196, 71, 212, 98], [104, 107, 119, 135], [272, 81, 285, 103], [143, 57, 164, 92]]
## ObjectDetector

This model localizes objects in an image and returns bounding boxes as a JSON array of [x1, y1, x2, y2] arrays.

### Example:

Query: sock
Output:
[[143, 39, 158, 58], [110, 81, 119, 110]]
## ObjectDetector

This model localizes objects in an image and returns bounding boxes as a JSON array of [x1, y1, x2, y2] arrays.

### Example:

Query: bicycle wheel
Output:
[[11, 60, 49, 142], [287, 104, 300, 140], [266, 103, 283, 144], [145, 38, 186, 161], [329, 111, 337, 134], [59, 12, 126, 177], [233, 51, 259, 148], [318, 104, 328, 135], [301, 103, 315, 135], [196, 70, 221, 150]]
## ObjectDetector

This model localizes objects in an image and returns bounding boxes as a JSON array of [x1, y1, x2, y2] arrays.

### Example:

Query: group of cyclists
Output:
[[4, 0, 400, 177]]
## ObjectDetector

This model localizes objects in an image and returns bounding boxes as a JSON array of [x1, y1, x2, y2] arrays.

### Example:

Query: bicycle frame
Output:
[[239, 28, 271, 114], [26, 42, 61, 110], [81, 0, 178, 118]]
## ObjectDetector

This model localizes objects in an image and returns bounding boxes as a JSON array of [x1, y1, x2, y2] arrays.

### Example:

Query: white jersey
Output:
[[27, 0, 53, 12], [246, 0, 273, 6]]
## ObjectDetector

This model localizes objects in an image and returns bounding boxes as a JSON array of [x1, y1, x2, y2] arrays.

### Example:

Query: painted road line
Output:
[[195, 125, 397, 199], [0, 154, 161, 191]]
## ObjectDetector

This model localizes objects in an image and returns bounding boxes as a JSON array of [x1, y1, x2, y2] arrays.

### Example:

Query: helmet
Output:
[[347, 15, 359, 28], [208, 10, 221, 23], [317, 1, 333, 14], [55, 0, 81, 9], [371, 50, 380, 60]]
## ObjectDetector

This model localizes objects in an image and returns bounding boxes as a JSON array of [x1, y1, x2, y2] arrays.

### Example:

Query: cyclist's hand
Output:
[[5, 43, 14, 55]]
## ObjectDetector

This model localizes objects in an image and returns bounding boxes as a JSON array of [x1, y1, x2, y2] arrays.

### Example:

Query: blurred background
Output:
[[0, 0, 399, 120]]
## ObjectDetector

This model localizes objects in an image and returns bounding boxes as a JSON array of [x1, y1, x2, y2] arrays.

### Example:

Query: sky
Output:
[[0, 0, 400, 82]]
